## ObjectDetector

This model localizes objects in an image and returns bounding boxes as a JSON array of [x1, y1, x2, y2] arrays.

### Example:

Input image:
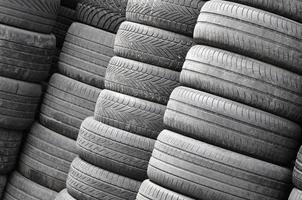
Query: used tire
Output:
[[67, 157, 141, 200], [293, 146, 302, 190], [126, 0, 206, 36], [94, 90, 166, 139], [58, 22, 115, 88], [76, 0, 127, 33], [289, 188, 302, 200], [148, 130, 292, 200], [77, 117, 155, 181], [114, 21, 194, 71], [56, 189, 76, 200], [40, 73, 101, 139], [164, 86, 301, 165], [105, 56, 180, 104], [181, 45, 302, 122], [194, 0, 302, 75]]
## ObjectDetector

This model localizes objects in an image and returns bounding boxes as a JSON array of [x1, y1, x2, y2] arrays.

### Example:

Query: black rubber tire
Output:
[[3, 172, 56, 200], [56, 189, 76, 200], [126, 0, 206, 36], [181, 45, 302, 123], [194, 1, 302, 75], [76, 0, 127, 33], [0, 24, 56, 82], [0, 176, 5, 198], [40, 73, 101, 139], [293, 146, 302, 190], [228, 0, 302, 23], [0, 0, 60, 33], [94, 90, 166, 139], [62, 0, 79, 9], [148, 130, 292, 200], [164, 86, 301, 166], [105, 56, 180, 105], [289, 188, 302, 200], [66, 157, 141, 200], [0, 76, 42, 130], [18, 123, 78, 192], [58, 22, 115, 88], [114, 21, 194, 71], [137, 180, 194, 200], [77, 117, 155, 181]]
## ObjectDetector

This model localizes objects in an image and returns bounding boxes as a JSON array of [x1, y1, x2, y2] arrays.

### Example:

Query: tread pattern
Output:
[[181, 45, 302, 122], [94, 89, 166, 139], [76, 0, 127, 33], [164, 86, 301, 165], [194, 1, 302, 75], [126, 0, 206, 36], [66, 157, 141, 200], [58, 22, 115, 88], [105, 56, 180, 105], [40, 73, 101, 139], [56, 189, 76, 200], [148, 130, 292, 200], [77, 117, 155, 181], [293, 146, 302, 190], [289, 188, 302, 200], [114, 21, 194, 71]]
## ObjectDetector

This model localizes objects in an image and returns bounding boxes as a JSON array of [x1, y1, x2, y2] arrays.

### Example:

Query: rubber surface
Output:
[[164, 86, 301, 165], [62, 0, 79, 9], [94, 89, 166, 139], [56, 189, 76, 200], [289, 188, 302, 200], [293, 146, 302, 190], [114, 21, 194, 71], [148, 130, 292, 200], [58, 22, 115, 88], [105, 56, 180, 104]]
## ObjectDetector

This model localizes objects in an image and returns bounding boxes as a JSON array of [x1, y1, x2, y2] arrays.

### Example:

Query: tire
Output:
[[289, 188, 302, 200], [58, 22, 115, 88], [164, 86, 301, 165], [0, 0, 60, 33], [40, 73, 101, 139], [66, 157, 141, 200], [0, 176, 5, 198], [94, 90, 166, 139], [3, 172, 56, 200], [18, 123, 78, 192], [0, 24, 56, 82], [105, 56, 180, 105], [293, 146, 302, 190], [126, 0, 206, 36], [148, 130, 292, 200], [181, 45, 302, 123], [76, 0, 127, 33], [114, 21, 194, 71], [137, 180, 194, 200], [77, 117, 155, 181], [56, 189, 76, 200], [194, 1, 302, 75], [62, 0, 79, 9], [0, 76, 42, 130]]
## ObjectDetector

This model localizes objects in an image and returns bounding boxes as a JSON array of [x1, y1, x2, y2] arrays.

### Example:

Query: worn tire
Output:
[[40, 74, 101, 139], [105, 56, 180, 104], [94, 90, 165, 139], [181, 45, 302, 122], [194, 1, 302, 75], [77, 117, 155, 181], [58, 22, 115, 88], [126, 0, 205, 36], [56, 189, 76, 200], [114, 21, 194, 71], [67, 157, 141, 200], [3, 172, 56, 200], [76, 0, 127, 33], [165, 86, 301, 165], [148, 130, 292, 200], [289, 188, 302, 200], [293, 146, 302, 190]]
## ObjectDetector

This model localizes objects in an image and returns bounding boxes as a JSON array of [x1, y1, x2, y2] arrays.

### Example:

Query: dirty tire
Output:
[[77, 117, 155, 181], [66, 157, 141, 200], [76, 0, 127, 33], [164, 86, 301, 165], [289, 188, 302, 200], [126, 0, 205, 36], [3, 172, 56, 200], [94, 90, 165, 139], [56, 189, 76, 200], [148, 130, 292, 200], [194, 1, 302, 75], [181, 45, 302, 122], [114, 21, 194, 71], [58, 22, 115, 88], [105, 56, 180, 104], [293, 146, 302, 190], [40, 74, 101, 139]]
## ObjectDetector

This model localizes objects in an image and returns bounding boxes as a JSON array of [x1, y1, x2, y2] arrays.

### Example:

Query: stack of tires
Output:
[[137, 0, 302, 200]]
